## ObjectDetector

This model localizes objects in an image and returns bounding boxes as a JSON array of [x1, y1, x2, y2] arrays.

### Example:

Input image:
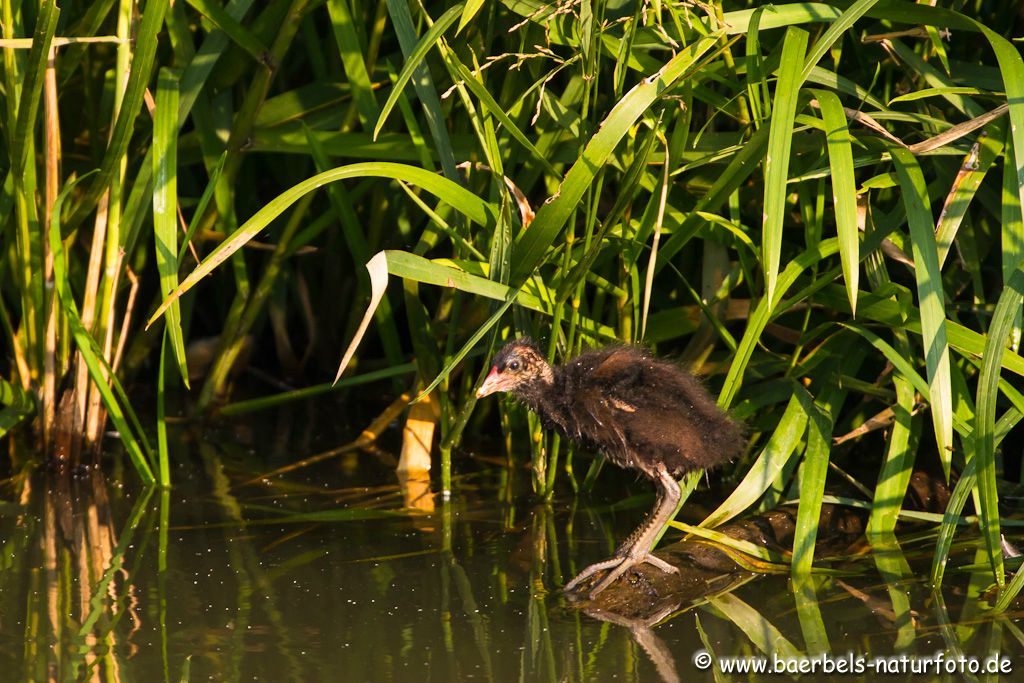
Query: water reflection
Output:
[[0, 434, 1022, 681], [11, 468, 155, 681]]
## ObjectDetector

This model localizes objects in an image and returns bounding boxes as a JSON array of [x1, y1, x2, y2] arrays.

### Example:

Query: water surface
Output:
[[2, 405, 1023, 681]]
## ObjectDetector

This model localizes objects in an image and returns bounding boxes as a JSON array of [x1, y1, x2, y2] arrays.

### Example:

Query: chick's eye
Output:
[[509, 360, 520, 371]]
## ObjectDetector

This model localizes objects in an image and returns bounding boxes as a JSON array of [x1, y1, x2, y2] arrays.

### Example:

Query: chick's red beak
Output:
[[476, 366, 508, 398]]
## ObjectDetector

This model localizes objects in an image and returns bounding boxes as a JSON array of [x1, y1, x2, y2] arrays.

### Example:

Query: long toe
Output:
[[587, 557, 640, 598], [564, 557, 624, 594], [643, 553, 678, 575]]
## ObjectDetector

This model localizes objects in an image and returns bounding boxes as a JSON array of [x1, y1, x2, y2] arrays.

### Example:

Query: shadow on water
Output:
[[2, 410, 1024, 681]]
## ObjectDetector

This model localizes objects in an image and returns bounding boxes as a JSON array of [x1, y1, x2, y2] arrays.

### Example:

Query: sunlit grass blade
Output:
[[743, 5, 773, 127], [0, 377, 31, 412], [823, 287, 1024, 378], [457, 0, 485, 34], [761, 27, 807, 304], [975, 25, 1024, 234], [931, 448, 976, 587], [0, 405, 30, 440], [157, 335, 170, 487], [890, 146, 953, 478], [812, 89, 859, 315], [177, 0, 258, 120], [11, 0, 58, 175], [306, 127, 402, 367], [153, 68, 188, 388], [668, 521, 788, 564], [1002, 128, 1024, 352], [659, 125, 771, 268], [222, 363, 416, 416], [442, 48, 558, 176], [994, 548, 1024, 612], [8, 0, 58, 371], [722, 4, 842, 34], [841, 323, 930, 397]]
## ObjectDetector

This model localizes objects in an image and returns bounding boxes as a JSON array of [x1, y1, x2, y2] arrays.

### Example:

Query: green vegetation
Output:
[[2, 0, 1024, 607]]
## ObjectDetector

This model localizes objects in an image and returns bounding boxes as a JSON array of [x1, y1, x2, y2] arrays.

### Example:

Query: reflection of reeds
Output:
[[19, 469, 154, 681]]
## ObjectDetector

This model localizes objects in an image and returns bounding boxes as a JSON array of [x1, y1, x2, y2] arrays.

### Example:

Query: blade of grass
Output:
[[890, 146, 953, 478], [762, 27, 807, 304], [306, 127, 403, 367], [972, 268, 1024, 587], [383, 0, 460, 181], [668, 521, 789, 564], [935, 121, 1004, 269], [791, 389, 834, 576], [222, 363, 416, 415], [326, 0, 379, 126], [1002, 129, 1024, 351], [811, 89, 859, 315], [441, 47, 559, 177], [11, 0, 58, 175], [184, 0, 268, 64], [866, 371, 916, 535], [157, 334, 170, 487], [334, 251, 390, 382], [178, 152, 227, 264], [153, 68, 189, 387], [374, 3, 463, 139], [798, 0, 882, 84], [659, 124, 771, 269]]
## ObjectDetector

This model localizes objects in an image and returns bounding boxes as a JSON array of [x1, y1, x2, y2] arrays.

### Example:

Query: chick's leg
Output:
[[564, 465, 681, 598]]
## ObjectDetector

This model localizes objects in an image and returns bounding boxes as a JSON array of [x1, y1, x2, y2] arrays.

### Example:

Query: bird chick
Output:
[[477, 338, 744, 598]]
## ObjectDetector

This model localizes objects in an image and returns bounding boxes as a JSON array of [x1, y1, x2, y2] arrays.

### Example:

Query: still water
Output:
[[2, 404, 1023, 681]]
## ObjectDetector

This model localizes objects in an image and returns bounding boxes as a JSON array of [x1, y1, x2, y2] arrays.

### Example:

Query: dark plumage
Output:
[[477, 338, 744, 597]]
